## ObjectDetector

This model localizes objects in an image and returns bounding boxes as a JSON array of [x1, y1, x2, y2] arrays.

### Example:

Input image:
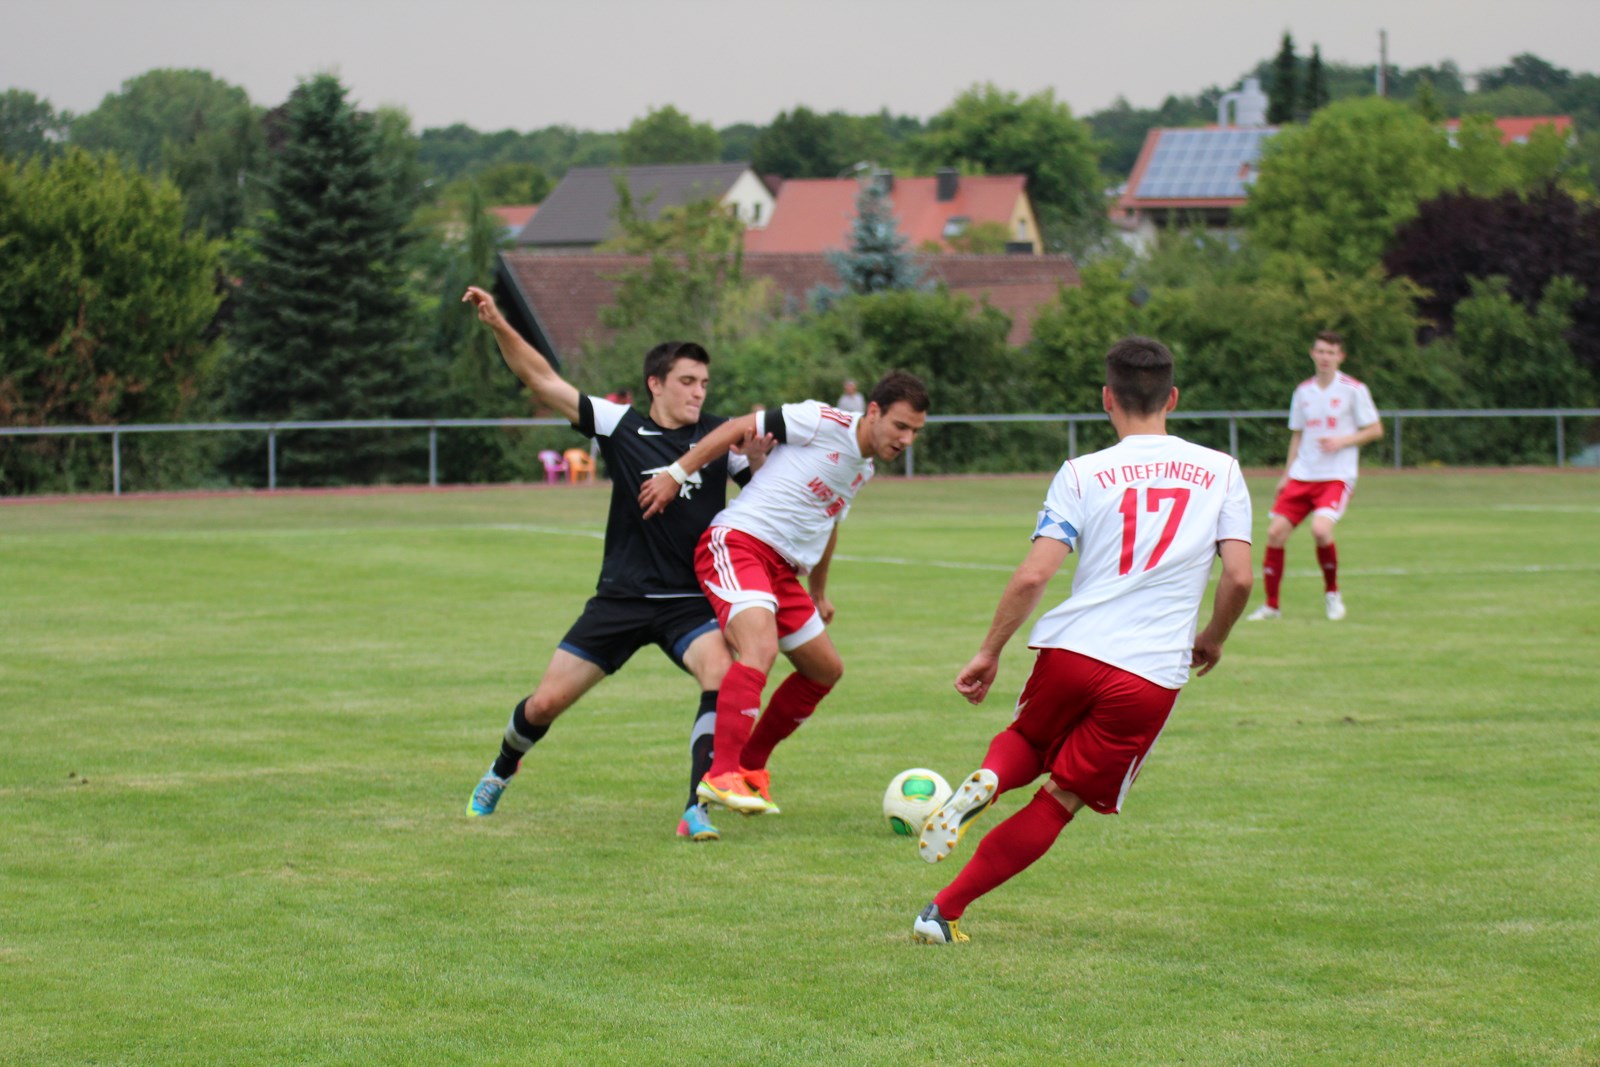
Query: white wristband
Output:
[[666, 461, 689, 486]]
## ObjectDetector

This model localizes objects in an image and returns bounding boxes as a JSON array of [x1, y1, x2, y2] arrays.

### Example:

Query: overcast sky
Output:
[[5, 0, 1596, 132]]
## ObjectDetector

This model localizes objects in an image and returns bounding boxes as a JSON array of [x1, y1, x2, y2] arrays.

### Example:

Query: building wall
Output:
[[722, 171, 776, 229], [1010, 194, 1043, 254]]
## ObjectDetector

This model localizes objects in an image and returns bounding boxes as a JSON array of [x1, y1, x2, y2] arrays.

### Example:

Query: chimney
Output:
[[936, 168, 959, 202], [873, 169, 894, 194]]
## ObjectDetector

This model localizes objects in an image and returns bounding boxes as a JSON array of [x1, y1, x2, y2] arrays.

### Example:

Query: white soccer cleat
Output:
[[1246, 604, 1281, 621], [1325, 591, 1346, 621], [918, 769, 998, 864]]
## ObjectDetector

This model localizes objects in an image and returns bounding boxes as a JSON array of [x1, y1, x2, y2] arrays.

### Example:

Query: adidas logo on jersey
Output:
[[826, 452, 840, 463]]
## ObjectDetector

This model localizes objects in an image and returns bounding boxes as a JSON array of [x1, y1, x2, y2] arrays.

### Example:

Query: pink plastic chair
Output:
[[538, 449, 569, 484]]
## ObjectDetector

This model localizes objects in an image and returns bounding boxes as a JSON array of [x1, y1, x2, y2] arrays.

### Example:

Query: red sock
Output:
[[707, 662, 767, 778], [1263, 546, 1285, 609], [981, 727, 1045, 794], [933, 786, 1074, 919], [740, 672, 832, 770], [1316, 542, 1338, 592]]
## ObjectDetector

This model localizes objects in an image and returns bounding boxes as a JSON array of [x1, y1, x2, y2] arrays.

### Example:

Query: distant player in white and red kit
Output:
[[1247, 330, 1383, 622], [911, 337, 1253, 945], [639, 372, 930, 821]]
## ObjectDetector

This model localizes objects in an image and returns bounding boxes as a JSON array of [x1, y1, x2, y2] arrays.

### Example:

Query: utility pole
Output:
[[1376, 29, 1389, 96]]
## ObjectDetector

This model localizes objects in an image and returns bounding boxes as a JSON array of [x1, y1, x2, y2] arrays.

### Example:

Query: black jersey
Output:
[[575, 395, 751, 598]]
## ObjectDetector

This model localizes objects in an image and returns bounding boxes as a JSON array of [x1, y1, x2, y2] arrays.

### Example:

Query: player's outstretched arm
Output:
[[954, 538, 1069, 705], [1192, 539, 1254, 676], [461, 286, 580, 425], [639, 412, 761, 518]]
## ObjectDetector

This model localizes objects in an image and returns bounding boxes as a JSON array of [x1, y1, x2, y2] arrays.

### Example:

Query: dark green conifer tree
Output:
[[1301, 45, 1330, 118], [224, 74, 431, 486], [1268, 33, 1299, 124], [812, 176, 926, 308]]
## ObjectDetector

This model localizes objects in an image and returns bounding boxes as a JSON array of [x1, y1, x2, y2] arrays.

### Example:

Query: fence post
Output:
[[1393, 415, 1402, 469], [1068, 421, 1077, 460], [1556, 413, 1566, 467], [112, 431, 122, 496], [428, 426, 438, 487], [904, 441, 914, 478], [268, 429, 277, 490], [1228, 416, 1239, 460]]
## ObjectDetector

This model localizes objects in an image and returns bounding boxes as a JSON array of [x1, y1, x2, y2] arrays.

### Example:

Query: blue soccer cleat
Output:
[[468, 768, 509, 817], [676, 803, 720, 842]]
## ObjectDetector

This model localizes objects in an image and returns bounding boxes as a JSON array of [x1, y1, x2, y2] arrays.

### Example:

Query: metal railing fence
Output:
[[1, 409, 1596, 496]]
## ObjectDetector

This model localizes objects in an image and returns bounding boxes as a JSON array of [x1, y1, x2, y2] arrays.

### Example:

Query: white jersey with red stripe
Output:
[[709, 400, 873, 573], [1287, 373, 1380, 484], [1027, 434, 1253, 689]]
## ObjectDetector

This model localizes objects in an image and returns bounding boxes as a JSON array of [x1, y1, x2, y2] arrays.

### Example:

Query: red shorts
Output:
[[1007, 648, 1179, 814], [695, 526, 826, 651], [1270, 478, 1352, 526]]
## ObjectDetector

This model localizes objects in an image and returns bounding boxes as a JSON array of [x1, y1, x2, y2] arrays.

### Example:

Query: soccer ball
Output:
[[883, 768, 952, 837]]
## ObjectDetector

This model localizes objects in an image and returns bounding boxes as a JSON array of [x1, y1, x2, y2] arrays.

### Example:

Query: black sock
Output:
[[493, 697, 549, 779], [686, 689, 716, 810]]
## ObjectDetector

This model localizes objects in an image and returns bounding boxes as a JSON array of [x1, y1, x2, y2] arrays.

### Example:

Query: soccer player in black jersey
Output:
[[460, 286, 767, 841]]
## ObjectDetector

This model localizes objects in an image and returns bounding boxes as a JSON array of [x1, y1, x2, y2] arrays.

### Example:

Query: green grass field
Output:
[[3, 470, 1598, 1066]]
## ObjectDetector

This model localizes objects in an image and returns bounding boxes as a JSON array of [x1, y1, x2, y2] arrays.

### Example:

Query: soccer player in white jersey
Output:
[[639, 371, 930, 818], [458, 286, 770, 844], [911, 337, 1253, 945], [1247, 330, 1383, 622]]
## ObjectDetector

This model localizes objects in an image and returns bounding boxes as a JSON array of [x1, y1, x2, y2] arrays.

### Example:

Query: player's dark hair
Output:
[[866, 370, 930, 413], [1314, 329, 1344, 349], [1104, 336, 1175, 416], [642, 341, 710, 395]]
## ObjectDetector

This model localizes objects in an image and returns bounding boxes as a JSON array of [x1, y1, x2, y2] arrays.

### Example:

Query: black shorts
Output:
[[557, 595, 721, 675]]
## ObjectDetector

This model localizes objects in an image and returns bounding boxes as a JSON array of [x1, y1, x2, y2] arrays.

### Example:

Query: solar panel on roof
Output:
[[1134, 128, 1274, 200]]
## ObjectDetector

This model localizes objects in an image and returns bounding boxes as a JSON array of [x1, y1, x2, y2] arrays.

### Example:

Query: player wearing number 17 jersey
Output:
[[912, 337, 1253, 945]]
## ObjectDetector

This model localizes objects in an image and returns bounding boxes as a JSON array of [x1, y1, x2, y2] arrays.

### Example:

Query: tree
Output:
[[1455, 275, 1592, 407], [221, 74, 431, 486], [586, 184, 769, 394], [69, 68, 266, 236], [718, 122, 761, 163], [0, 89, 68, 163], [1477, 53, 1572, 95], [1268, 33, 1299, 124], [619, 105, 720, 165], [0, 149, 221, 492], [1301, 46, 1330, 118], [751, 106, 846, 178], [1384, 185, 1600, 379], [1242, 97, 1460, 274], [915, 84, 1104, 252], [812, 178, 926, 308]]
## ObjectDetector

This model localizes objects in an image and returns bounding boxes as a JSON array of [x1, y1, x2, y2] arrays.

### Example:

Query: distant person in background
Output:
[[834, 379, 866, 415], [459, 286, 769, 843], [1247, 330, 1383, 622]]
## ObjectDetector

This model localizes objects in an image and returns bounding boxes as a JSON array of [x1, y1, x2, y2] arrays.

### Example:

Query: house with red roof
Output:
[[492, 250, 1078, 372], [1116, 78, 1580, 254], [747, 170, 1042, 255], [489, 204, 538, 241], [1443, 115, 1573, 145]]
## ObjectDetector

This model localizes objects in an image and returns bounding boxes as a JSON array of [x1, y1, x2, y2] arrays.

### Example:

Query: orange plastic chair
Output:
[[563, 448, 596, 484], [537, 449, 568, 484]]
